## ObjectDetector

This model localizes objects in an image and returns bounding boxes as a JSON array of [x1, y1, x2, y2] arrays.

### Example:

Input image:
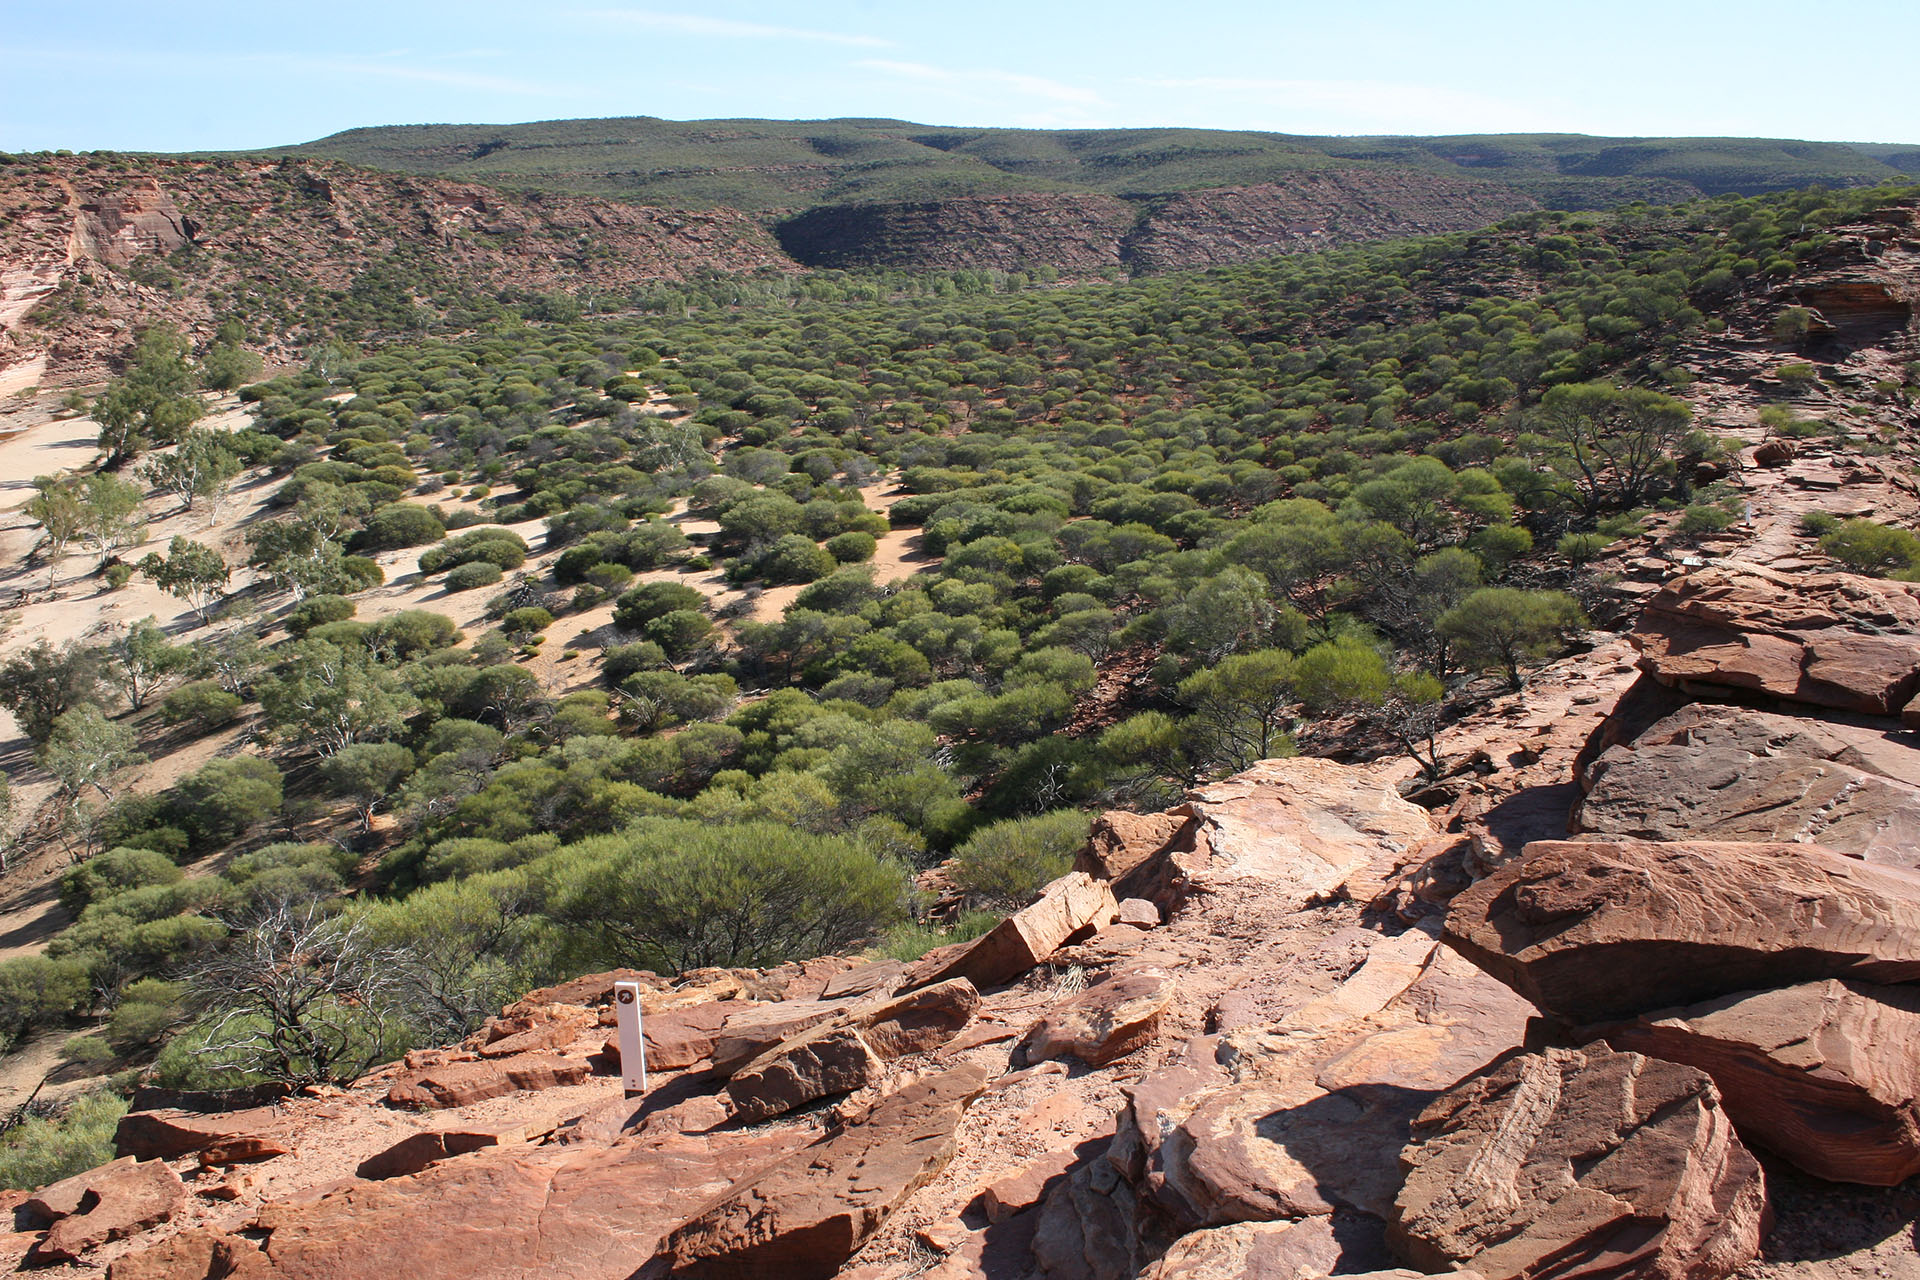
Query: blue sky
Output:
[[3, 0, 1916, 152]]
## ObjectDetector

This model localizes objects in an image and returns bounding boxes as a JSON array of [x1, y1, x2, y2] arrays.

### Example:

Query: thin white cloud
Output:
[[3, 45, 569, 99], [858, 60, 1104, 108], [1132, 76, 1558, 134], [576, 9, 889, 48]]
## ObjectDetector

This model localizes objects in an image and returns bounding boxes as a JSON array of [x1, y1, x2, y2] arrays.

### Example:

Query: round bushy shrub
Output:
[[444, 560, 504, 592]]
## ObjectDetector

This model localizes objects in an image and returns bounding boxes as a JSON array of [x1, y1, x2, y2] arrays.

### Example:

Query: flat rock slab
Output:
[[26, 1156, 186, 1264], [1632, 561, 1920, 715], [719, 978, 980, 1122], [123, 1127, 814, 1280], [385, 1053, 591, 1109], [115, 1107, 294, 1162], [1444, 838, 1920, 1022], [909, 872, 1117, 991], [639, 1000, 760, 1072], [654, 1063, 989, 1280], [355, 1120, 550, 1181], [1576, 741, 1920, 865], [1389, 1045, 1767, 1280], [1607, 978, 1920, 1186], [818, 959, 905, 1001], [1017, 967, 1175, 1067], [1187, 758, 1434, 896], [1603, 702, 1920, 789]]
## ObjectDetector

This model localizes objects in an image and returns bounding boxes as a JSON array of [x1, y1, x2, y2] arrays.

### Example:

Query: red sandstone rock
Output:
[[1632, 561, 1920, 715], [477, 1004, 597, 1057], [723, 1023, 885, 1122], [106, 1227, 271, 1279], [1115, 898, 1161, 928], [1389, 1045, 1768, 1280], [384, 1053, 591, 1109], [355, 1120, 550, 1180], [655, 1063, 990, 1279], [818, 959, 906, 1001], [1075, 810, 1193, 882], [907, 872, 1117, 991], [26, 1157, 187, 1264], [1575, 738, 1920, 866], [708, 1000, 852, 1076], [115, 1106, 294, 1162], [1016, 967, 1175, 1067], [1606, 979, 1920, 1186], [1444, 838, 1920, 1021]]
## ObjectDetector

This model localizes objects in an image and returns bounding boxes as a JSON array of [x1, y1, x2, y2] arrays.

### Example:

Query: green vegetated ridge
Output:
[[5, 179, 1919, 1181], [283, 116, 1917, 209]]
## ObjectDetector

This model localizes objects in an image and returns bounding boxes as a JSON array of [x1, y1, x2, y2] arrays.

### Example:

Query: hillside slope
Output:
[[0, 155, 792, 386], [283, 116, 1915, 209]]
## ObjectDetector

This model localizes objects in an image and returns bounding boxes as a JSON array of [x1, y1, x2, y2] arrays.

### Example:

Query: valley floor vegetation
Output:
[[3, 181, 1916, 1179]]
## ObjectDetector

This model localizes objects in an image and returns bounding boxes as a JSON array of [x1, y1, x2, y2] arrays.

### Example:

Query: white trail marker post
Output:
[[614, 980, 648, 1098]]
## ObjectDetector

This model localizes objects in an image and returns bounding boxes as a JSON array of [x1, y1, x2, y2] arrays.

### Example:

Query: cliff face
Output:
[[0, 156, 795, 384], [776, 169, 1539, 274], [776, 193, 1138, 273], [1122, 169, 1540, 271]]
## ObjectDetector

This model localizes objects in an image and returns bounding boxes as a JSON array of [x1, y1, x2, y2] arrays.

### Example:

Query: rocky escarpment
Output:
[[0, 155, 795, 385], [774, 170, 1538, 274]]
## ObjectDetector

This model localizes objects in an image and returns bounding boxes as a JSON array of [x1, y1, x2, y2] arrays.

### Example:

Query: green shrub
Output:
[[500, 606, 554, 639], [613, 581, 707, 632], [161, 680, 243, 729], [546, 819, 911, 972], [881, 909, 1002, 962], [0, 955, 89, 1040], [167, 756, 284, 853], [950, 810, 1091, 906], [350, 502, 446, 553], [825, 531, 878, 564], [444, 560, 503, 591], [644, 609, 714, 659], [1820, 519, 1920, 577], [59, 846, 182, 915], [1798, 511, 1839, 536], [0, 1092, 130, 1191], [285, 594, 355, 636]]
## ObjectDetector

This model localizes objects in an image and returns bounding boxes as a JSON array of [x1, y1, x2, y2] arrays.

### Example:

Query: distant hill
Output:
[[281, 117, 1917, 210]]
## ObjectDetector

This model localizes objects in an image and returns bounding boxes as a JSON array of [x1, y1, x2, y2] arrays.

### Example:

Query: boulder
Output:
[[723, 1024, 885, 1123], [818, 959, 905, 1001], [1632, 561, 1920, 715], [385, 1053, 591, 1109], [1016, 967, 1175, 1067], [115, 1107, 293, 1162], [1444, 838, 1920, 1021], [477, 1004, 598, 1058], [1389, 1045, 1768, 1280], [907, 872, 1117, 991], [1606, 979, 1920, 1186], [1575, 741, 1920, 865], [853, 978, 981, 1060], [1116, 898, 1161, 929], [654, 1063, 989, 1280], [708, 1000, 851, 1077], [1184, 758, 1435, 896], [1075, 810, 1194, 882], [105, 1227, 271, 1280], [1142, 1219, 1452, 1280], [25, 1157, 186, 1264]]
